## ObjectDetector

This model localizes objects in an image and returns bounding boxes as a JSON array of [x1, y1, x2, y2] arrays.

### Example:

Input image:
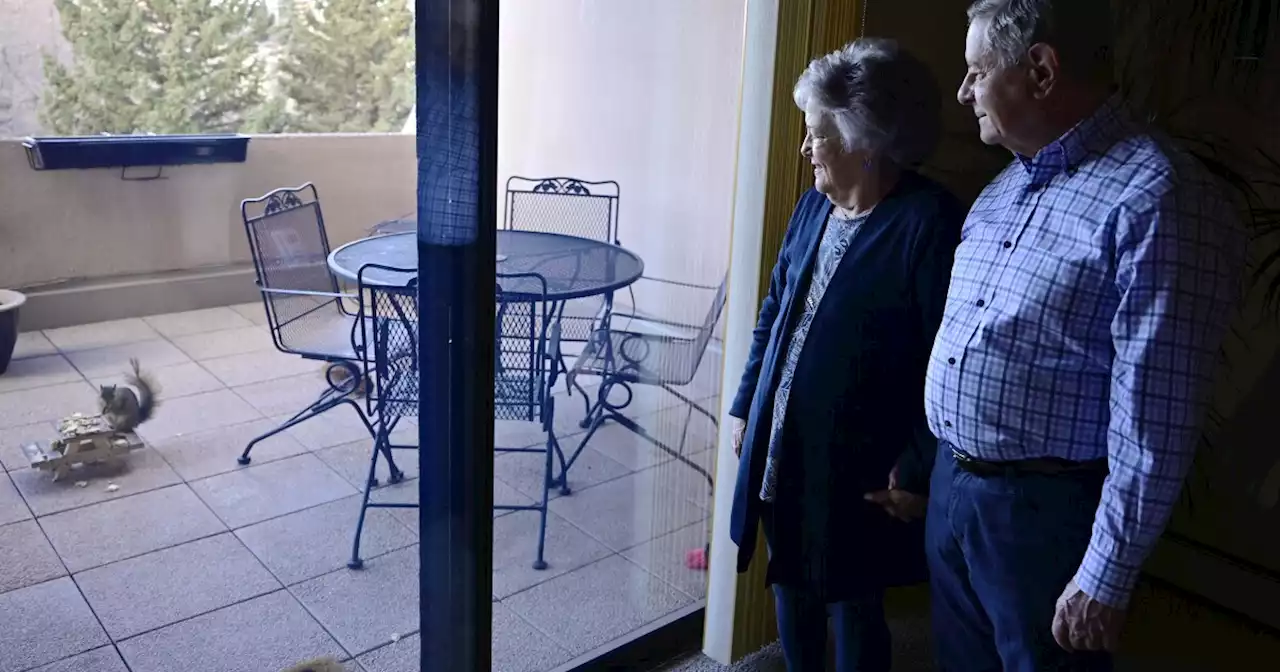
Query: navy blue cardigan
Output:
[[728, 171, 963, 589]]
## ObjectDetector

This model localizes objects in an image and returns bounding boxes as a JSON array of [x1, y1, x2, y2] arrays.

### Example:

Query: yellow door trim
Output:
[[704, 0, 863, 663]]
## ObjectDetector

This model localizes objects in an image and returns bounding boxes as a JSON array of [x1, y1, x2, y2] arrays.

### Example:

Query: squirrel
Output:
[[280, 657, 347, 672], [98, 358, 159, 432], [321, 362, 366, 397]]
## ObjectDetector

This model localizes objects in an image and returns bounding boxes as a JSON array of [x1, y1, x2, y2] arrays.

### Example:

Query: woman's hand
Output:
[[731, 417, 747, 457], [864, 465, 927, 522]]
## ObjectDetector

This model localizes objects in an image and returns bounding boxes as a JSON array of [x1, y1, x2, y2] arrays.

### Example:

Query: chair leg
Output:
[[549, 438, 571, 496], [341, 398, 379, 439], [558, 411, 614, 496], [571, 374, 595, 424], [562, 378, 631, 480], [559, 355, 574, 397], [379, 438, 405, 485], [675, 404, 695, 458], [662, 384, 720, 427], [577, 375, 618, 430], [593, 408, 714, 493], [348, 433, 385, 570], [533, 433, 555, 571], [237, 393, 373, 465]]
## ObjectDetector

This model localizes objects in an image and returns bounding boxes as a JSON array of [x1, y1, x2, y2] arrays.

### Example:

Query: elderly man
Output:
[[924, 1, 1246, 670]]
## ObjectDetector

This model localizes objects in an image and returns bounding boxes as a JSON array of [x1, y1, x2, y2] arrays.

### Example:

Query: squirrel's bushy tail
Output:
[[280, 657, 346, 672], [126, 358, 160, 424]]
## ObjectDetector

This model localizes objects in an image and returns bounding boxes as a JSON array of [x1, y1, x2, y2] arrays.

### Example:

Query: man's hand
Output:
[[1051, 579, 1126, 652], [863, 466, 927, 522], [731, 417, 747, 457]]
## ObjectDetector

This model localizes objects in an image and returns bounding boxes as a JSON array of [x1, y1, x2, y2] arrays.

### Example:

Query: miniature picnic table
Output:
[[22, 414, 143, 482]]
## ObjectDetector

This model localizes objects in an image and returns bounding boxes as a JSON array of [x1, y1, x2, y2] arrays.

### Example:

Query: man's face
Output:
[[958, 18, 1035, 154]]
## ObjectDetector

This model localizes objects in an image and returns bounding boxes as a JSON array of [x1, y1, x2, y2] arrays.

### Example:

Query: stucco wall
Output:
[[497, 0, 743, 323], [0, 134, 416, 291]]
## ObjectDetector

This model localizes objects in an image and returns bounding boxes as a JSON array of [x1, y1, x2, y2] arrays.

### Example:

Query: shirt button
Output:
[[944, 420, 952, 428], [1003, 241, 1012, 249], [976, 299, 985, 307], [947, 357, 956, 365]]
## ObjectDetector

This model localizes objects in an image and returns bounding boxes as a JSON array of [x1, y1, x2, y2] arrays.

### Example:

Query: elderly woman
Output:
[[727, 39, 963, 671]]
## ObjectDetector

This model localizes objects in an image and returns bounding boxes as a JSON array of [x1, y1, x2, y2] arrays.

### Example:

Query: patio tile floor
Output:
[[0, 520, 65, 594], [0, 578, 109, 672], [28, 646, 130, 672], [0, 307, 719, 671], [75, 533, 281, 640], [235, 495, 418, 586]]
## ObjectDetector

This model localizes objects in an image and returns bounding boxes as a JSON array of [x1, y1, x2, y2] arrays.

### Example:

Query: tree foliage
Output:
[[41, 0, 274, 135], [274, 0, 415, 133]]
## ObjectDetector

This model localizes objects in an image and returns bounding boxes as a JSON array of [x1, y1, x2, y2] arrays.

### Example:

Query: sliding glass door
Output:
[[414, 2, 745, 668]]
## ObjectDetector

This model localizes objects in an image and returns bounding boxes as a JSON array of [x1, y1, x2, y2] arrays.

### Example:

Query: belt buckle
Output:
[[952, 447, 1001, 477]]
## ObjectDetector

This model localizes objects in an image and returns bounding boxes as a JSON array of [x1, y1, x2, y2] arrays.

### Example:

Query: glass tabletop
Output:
[[328, 230, 645, 300]]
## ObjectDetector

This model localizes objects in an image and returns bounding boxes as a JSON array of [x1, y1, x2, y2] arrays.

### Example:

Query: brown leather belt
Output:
[[951, 447, 1107, 478]]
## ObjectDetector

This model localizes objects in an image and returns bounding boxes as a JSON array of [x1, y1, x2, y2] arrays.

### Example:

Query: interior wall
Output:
[[862, 0, 1010, 200], [496, 0, 744, 312], [1110, 0, 1280, 627], [0, 134, 416, 291]]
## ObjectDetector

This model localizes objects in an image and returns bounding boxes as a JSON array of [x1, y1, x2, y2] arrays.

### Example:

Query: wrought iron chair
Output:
[[566, 276, 727, 496], [493, 271, 565, 570], [503, 176, 621, 391], [347, 264, 419, 570], [237, 184, 375, 466]]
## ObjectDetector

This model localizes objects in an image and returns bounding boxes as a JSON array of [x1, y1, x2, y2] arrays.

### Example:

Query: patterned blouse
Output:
[[760, 209, 871, 502]]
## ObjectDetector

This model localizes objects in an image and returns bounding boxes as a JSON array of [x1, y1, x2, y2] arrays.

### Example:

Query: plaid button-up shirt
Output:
[[924, 96, 1246, 608]]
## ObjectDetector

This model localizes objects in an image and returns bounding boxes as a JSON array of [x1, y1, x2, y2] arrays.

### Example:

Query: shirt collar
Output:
[[1016, 91, 1127, 188]]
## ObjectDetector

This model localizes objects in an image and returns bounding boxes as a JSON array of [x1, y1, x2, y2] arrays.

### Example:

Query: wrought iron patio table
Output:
[[328, 230, 644, 299], [327, 229, 646, 488]]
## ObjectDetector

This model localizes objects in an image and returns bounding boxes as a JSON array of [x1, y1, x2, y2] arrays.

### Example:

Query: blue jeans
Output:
[[772, 583, 890, 672], [925, 443, 1113, 672]]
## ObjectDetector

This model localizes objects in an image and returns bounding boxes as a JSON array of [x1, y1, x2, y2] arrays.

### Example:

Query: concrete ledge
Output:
[[18, 265, 259, 331]]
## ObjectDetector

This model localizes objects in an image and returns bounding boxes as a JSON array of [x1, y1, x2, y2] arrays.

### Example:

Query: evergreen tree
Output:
[[275, 0, 414, 133], [41, 0, 275, 135]]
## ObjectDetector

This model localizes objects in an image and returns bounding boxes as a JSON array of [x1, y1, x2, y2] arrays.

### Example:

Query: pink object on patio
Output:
[[685, 546, 708, 571]]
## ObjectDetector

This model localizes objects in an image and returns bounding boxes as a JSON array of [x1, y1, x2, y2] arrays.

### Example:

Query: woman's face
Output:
[[800, 109, 869, 197]]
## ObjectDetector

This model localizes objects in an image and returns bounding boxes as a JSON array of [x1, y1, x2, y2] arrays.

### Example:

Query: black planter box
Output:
[[23, 134, 250, 171]]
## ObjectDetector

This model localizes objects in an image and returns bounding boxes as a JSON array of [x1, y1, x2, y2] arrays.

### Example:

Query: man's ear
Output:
[[1025, 43, 1060, 99]]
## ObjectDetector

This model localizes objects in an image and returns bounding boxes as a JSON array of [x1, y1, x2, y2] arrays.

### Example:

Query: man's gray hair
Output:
[[792, 38, 941, 167], [966, 0, 1113, 78]]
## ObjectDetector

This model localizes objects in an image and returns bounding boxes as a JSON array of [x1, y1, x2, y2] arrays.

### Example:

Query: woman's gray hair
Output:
[[792, 38, 942, 168], [966, 0, 1113, 78]]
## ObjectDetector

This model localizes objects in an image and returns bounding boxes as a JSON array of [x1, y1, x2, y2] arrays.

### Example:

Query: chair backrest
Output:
[[613, 276, 727, 388], [241, 184, 344, 354], [357, 265, 419, 421], [657, 276, 728, 386], [494, 272, 556, 424], [692, 276, 729, 360], [504, 176, 620, 244]]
